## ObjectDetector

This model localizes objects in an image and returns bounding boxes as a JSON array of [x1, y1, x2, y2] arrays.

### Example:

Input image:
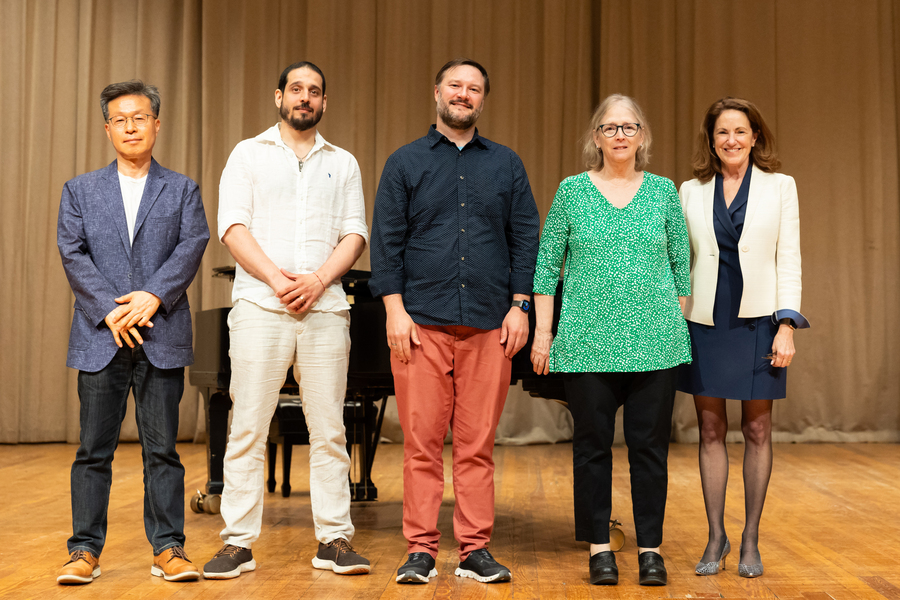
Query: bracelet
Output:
[[313, 272, 326, 290]]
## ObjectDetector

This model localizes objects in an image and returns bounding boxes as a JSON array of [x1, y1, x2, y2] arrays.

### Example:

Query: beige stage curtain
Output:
[[0, 0, 205, 443], [1, 0, 899, 444]]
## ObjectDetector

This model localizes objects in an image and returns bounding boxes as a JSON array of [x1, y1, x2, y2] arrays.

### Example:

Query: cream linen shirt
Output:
[[218, 125, 369, 312]]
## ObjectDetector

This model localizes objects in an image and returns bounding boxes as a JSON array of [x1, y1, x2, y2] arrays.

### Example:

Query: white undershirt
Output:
[[118, 172, 147, 245]]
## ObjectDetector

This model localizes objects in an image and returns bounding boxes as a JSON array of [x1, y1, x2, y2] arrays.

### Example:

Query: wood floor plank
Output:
[[1, 442, 899, 599]]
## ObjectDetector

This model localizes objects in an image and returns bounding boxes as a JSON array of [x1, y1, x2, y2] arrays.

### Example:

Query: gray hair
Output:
[[582, 94, 652, 172], [100, 80, 160, 121]]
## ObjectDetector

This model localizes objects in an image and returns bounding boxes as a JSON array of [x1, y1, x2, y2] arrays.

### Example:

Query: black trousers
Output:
[[564, 367, 677, 547]]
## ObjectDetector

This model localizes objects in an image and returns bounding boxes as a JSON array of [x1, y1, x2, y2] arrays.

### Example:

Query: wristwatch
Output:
[[512, 299, 531, 313]]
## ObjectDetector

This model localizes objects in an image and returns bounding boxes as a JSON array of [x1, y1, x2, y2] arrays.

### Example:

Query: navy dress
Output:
[[678, 167, 787, 400]]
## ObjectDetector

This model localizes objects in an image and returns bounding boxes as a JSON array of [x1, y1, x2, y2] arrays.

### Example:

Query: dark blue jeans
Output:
[[68, 345, 186, 556]]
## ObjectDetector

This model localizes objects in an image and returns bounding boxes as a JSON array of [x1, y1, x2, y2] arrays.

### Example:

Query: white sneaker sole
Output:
[[396, 567, 438, 583], [454, 567, 511, 583], [202, 559, 256, 579], [312, 557, 371, 575], [57, 567, 100, 584], [151, 564, 200, 581]]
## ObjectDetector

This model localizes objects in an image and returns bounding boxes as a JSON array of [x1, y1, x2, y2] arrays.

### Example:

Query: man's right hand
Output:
[[383, 294, 421, 364], [104, 305, 147, 348]]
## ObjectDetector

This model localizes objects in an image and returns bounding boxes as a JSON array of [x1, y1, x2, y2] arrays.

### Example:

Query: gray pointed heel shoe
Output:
[[695, 538, 730, 576], [738, 561, 764, 578]]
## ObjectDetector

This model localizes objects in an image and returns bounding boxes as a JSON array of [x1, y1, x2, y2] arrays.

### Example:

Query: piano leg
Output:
[[281, 443, 293, 498], [344, 395, 388, 501], [204, 389, 232, 497], [267, 442, 277, 493]]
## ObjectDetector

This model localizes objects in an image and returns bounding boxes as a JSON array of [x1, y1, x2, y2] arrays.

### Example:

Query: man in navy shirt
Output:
[[370, 58, 539, 584]]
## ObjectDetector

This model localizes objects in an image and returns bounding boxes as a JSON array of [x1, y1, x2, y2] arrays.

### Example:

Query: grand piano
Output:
[[189, 269, 565, 509]]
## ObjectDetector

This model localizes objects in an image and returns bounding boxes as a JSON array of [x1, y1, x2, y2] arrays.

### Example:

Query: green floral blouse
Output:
[[533, 171, 692, 373]]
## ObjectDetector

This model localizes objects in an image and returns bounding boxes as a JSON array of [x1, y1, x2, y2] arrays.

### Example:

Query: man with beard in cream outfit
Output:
[[202, 61, 370, 579]]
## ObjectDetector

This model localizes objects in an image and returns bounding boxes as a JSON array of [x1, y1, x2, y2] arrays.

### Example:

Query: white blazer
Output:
[[679, 165, 802, 326]]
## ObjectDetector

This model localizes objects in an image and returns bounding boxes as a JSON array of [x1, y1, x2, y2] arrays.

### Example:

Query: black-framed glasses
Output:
[[107, 113, 157, 129], [598, 123, 641, 137]]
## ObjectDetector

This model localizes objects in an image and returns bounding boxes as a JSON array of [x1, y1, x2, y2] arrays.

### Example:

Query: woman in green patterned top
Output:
[[531, 95, 691, 587]]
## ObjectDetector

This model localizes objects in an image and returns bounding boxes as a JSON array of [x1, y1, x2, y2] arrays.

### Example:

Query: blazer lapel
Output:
[[101, 161, 132, 261], [702, 178, 716, 245], [133, 158, 165, 241], [742, 164, 763, 235]]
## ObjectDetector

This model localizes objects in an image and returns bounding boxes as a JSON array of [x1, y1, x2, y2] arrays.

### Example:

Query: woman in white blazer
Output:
[[678, 98, 809, 579]]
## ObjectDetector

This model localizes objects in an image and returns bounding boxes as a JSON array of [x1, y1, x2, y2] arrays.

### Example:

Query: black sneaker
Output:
[[312, 538, 371, 575], [202, 544, 256, 579], [396, 552, 437, 583], [454, 548, 511, 583]]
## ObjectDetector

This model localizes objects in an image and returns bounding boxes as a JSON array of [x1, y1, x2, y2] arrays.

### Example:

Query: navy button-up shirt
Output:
[[370, 126, 540, 330]]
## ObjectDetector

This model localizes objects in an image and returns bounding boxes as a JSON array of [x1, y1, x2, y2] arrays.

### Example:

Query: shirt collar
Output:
[[427, 124, 489, 150], [255, 123, 332, 157]]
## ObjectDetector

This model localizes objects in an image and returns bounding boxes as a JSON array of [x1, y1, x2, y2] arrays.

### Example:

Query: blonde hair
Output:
[[582, 94, 652, 172]]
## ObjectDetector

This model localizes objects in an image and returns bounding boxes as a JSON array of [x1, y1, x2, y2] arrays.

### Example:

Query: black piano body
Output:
[[189, 269, 566, 507]]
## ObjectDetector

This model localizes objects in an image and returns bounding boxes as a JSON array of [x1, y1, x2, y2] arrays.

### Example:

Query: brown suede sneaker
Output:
[[57, 550, 100, 584], [151, 546, 200, 581], [311, 538, 371, 575]]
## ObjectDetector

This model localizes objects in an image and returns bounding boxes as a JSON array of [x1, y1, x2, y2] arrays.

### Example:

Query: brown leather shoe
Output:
[[57, 550, 100, 584], [151, 546, 200, 581]]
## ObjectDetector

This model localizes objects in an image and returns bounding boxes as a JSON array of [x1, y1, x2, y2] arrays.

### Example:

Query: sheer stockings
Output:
[[694, 397, 773, 567]]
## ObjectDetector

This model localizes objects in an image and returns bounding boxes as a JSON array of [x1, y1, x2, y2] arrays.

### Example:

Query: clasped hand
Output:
[[274, 268, 326, 313], [104, 291, 161, 348]]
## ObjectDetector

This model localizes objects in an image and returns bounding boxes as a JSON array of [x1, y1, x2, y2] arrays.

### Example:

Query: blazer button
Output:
[[741, 245, 750, 252], [748, 323, 756, 331]]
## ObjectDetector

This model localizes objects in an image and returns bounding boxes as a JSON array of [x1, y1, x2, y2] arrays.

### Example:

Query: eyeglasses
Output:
[[107, 113, 156, 129], [598, 123, 641, 137]]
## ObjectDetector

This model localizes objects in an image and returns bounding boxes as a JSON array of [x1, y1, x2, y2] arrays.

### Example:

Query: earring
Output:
[[596, 146, 602, 154]]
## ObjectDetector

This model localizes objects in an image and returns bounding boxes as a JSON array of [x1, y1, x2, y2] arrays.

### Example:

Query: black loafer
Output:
[[589, 551, 618, 585], [638, 551, 667, 586]]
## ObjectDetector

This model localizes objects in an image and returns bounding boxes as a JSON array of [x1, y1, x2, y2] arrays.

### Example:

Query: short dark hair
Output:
[[435, 58, 490, 96], [100, 80, 160, 121], [692, 96, 781, 182], [278, 61, 326, 95]]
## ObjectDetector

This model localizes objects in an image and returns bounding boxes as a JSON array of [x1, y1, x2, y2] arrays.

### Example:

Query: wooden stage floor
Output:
[[1, 441, 898, 599]]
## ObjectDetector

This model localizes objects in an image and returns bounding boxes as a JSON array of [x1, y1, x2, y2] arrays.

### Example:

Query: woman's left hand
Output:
[[770, 324, 796, 368]]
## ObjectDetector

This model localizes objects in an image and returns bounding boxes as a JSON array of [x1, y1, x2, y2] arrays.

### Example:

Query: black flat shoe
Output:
[[638, 551, 667, 586], [589, 551, 618, 585]]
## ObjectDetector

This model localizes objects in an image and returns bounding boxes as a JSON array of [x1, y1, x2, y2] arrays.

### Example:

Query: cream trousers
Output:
[[219, 300, 354, 547]]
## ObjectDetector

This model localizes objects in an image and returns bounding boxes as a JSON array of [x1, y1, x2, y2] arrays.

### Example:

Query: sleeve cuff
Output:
[[509, 271, 536, 296], [217, 211, 251, 242], [772, 309, 810, 329], [368, 273, 405, 298]]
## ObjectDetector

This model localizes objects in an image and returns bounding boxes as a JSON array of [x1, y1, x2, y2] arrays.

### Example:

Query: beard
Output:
[[436, 96, 482, 130], [280, 101, 323, 132]]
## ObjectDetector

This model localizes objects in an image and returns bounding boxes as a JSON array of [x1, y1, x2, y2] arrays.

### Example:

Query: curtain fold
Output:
[[1, 0, 898, 443]]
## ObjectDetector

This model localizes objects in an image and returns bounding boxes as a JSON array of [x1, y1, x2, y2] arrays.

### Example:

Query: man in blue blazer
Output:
[[56, 80, 209, 585]]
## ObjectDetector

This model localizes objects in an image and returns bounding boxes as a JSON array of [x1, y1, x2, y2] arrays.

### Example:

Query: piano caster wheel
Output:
[[609, 520, 625, 552], [190, 490, 222, 515]]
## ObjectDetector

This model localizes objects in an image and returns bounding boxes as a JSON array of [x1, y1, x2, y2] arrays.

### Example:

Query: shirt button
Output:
[[461, 203, 465, 207], [461, 256, 465, 261], [460, 175, 464, 180], [461, 228, 465, 232], [461, 284, 465, 288]]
